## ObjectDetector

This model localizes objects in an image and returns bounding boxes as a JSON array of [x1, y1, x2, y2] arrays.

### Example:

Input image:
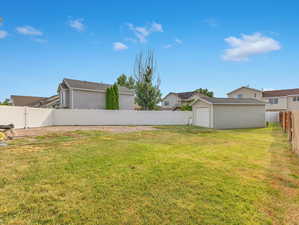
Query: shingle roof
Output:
[[196, 96, 266, 105], [263, 88, 299, 97], [176, 91, 199, 99], [11, 95, 47, 106], [63, 78, 134, 94], [30, 95, 59, 107]]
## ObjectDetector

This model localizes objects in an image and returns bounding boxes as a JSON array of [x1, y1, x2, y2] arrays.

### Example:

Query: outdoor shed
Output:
[[192, 96, 266, 129]]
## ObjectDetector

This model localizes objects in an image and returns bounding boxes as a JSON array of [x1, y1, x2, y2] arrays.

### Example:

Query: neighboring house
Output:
[[161, 91, 204, 110], [227, 86, 299, 111], [10, 95, 59, 108], [192, 96, 266, 129], [58, 78, 135, 109]]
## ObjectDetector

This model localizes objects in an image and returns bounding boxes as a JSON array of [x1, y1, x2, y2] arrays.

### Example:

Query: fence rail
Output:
[[0, 106, 192, 128], [279, 111, 299, 155]]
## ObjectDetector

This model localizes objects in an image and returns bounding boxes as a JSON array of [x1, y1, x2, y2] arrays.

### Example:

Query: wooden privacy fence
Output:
[[280, 111, 299, 154]]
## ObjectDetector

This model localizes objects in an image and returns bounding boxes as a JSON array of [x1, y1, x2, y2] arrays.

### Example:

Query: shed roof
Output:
[[192, 96, 266, 105]]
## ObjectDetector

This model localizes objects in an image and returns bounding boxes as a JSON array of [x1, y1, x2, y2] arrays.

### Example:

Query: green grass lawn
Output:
[[1, 126, 299, 225]]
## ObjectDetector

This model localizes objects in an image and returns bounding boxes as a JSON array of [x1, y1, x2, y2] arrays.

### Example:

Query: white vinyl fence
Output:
[[0, 106, 192, 129], [265, 111, 280, 123]]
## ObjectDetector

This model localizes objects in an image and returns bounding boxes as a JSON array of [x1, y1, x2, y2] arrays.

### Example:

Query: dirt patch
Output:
[[14, 126, 156, 138]]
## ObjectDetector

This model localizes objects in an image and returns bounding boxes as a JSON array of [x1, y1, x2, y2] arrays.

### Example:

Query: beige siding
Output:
[[228, 88, 263, 100], [192, 100, 214, 128], [162, 94, 179, 108], [287, 96, 299, 110], [213, 105, 265, 129], [264, 96, 287, 111]]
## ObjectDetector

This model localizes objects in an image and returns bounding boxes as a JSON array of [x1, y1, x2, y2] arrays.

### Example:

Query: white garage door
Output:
[[196, 107, 210, 127]]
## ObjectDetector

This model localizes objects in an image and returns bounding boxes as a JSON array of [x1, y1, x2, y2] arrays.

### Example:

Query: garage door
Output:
[[196, 108, 210, 127]]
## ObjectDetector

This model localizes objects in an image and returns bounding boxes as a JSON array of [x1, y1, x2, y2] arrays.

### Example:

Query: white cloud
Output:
[[222, 33, 281, 61], [127, 22, 163, 43], [68, 18, 85, 32], [203, 18, 218, 27], [164, 38, 182, 49], [113, 42, 128, 51], [16, 26, 43, 36], [175, 38, 182, 44], [0, 30, 8, 39], [33, 38, 48, 43], [163, 44, 172, 49]]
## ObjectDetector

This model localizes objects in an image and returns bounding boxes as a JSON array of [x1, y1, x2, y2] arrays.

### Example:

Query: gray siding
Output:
[[73, 90, 106, 109], [119, 94, 135, 110], [70, 89, 135, 110], [213, 105, 265, 129]]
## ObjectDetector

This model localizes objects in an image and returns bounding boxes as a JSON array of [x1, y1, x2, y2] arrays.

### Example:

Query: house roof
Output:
[[263, 88, 299, 97], [11, 95, 47, 106], [192, 96, 266, 105], [227, 86, 262, 95], [30, 95, 59, 107], [62, 78, 134, 94], [163, 91, 201, 100]]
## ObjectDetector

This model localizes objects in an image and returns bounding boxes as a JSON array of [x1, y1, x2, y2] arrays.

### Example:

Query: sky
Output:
[[1, 0, 299, 101]]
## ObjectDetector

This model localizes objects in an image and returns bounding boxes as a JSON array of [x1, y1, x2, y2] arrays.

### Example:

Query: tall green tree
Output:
[[105, 85, 119, 110], [116, 74, 135, 89], [112, 84, 119, 110], [134, 50, 162, 110], [195, 88, 214, 97]]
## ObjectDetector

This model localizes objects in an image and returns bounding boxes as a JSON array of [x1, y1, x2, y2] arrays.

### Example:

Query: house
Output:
[[161, 91, 204, 110], [227, 86, 299, 111], [10, 95, 59, 108], [58, 78, 135, 109], [192, 96, 266, 129]]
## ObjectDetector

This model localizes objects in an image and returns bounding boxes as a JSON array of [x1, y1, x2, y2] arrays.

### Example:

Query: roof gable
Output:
[[227, 86, 262, 95]]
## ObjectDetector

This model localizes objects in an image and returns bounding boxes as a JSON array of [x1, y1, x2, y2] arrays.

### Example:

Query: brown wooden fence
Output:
[[280, 111, 299, 154]]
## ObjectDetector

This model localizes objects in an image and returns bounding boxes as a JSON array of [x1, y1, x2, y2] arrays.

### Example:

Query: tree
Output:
[[105, 85, 119, 110], [116, 74, 135, 89], [0, 98, 11, 106], [195, 88, 214, 97], [112, 84, 119, 110], [134, 50, 162, 110]]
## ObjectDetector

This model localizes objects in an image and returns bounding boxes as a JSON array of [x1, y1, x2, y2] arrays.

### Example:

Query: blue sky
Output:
[[1, 0, 299, 101]]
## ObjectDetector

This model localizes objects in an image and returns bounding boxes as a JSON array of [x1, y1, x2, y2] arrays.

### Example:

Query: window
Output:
[[269, 98, 278, 104], [60, 90, 65, 106], [164, 101, 169, 106], [293, 96, 299, 102], [237, 94, 243, 98], [254, 93, 257, 98]]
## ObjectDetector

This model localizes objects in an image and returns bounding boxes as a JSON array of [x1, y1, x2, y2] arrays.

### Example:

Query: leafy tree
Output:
[[0, 98, 11, 106], [116, 74, 135, 89], [195, 88, 214, 97], [180, 104, 192, 111], [134, 50, 162, 110]]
